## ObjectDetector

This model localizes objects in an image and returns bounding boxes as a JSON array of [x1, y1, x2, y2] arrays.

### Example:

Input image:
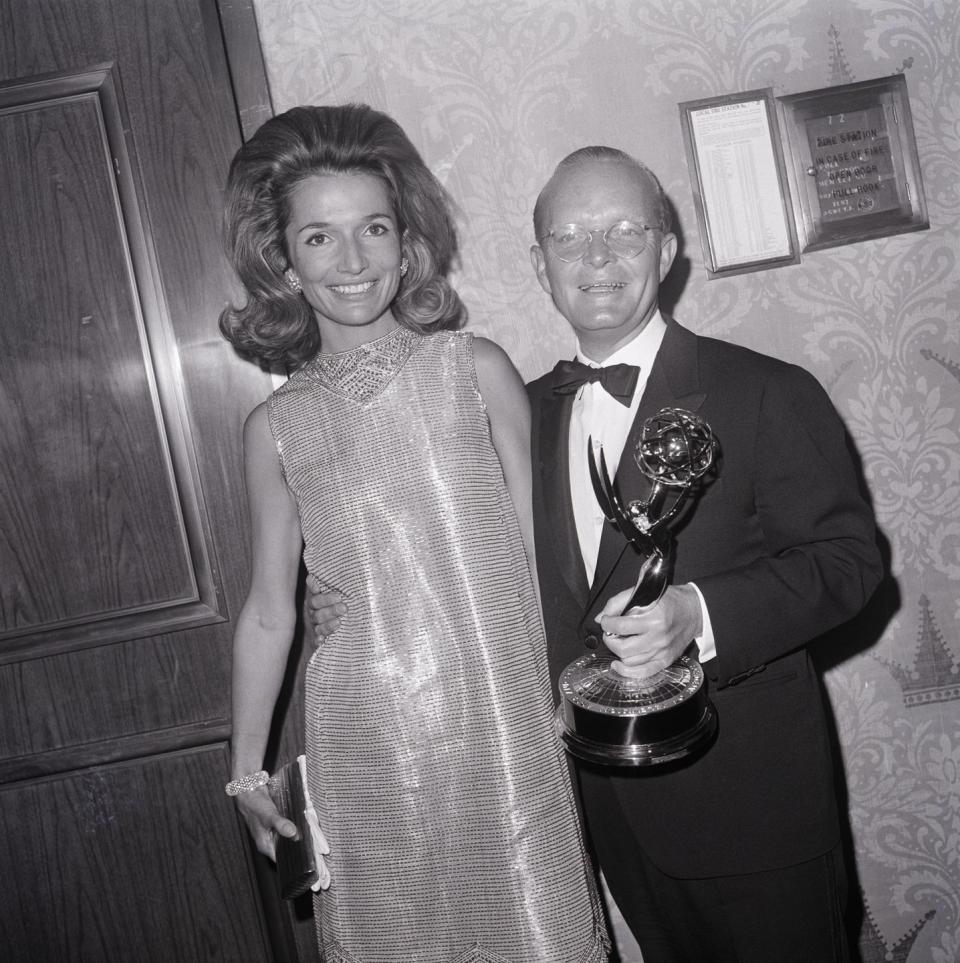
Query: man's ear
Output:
[[530, 244, 552, 295], [658, 232, 678, 283]]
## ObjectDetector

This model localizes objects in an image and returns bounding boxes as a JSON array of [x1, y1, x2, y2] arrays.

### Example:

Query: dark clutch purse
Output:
[[268, 757, 319, 900]]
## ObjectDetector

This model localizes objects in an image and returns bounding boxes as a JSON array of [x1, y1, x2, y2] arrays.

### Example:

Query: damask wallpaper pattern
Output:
[[250, 1, 960, 960]]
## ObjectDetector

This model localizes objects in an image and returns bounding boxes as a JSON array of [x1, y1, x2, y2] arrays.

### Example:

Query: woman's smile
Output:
[[328, 279, 378, 296]]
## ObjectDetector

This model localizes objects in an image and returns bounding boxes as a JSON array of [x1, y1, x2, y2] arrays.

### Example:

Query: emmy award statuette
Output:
[[557, 407, 719, 767]]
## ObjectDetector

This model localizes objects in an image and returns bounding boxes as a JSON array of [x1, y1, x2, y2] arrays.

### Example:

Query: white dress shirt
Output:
[[567, 311, 716, 663]]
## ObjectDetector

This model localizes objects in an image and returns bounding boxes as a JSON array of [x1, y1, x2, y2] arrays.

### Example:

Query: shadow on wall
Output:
[[816, 520, 898, 961], [659, 196, 689, 319]]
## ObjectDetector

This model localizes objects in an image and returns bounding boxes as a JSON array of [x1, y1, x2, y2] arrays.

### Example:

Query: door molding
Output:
[[213, 0, 275, 140]]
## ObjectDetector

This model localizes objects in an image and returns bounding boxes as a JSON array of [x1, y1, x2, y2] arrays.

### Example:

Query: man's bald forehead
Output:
[[533, 149, 671, 237]]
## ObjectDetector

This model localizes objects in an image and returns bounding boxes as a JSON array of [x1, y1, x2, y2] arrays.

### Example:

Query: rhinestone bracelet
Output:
[[225, 770, 269, 797]]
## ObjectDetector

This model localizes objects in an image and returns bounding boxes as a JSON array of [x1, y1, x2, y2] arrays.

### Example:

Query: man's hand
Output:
[[306, 576, 347, 644], [597, 583, 702, 678]]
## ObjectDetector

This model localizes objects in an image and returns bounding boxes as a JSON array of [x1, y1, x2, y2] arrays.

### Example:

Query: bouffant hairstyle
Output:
[[532, 146, 673, 240], [219, 104, 466, 368]]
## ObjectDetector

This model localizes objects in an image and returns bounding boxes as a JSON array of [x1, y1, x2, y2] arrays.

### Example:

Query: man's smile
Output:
[[578, 281, 626, 293]]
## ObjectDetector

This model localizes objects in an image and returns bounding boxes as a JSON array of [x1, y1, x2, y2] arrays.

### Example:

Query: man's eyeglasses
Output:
[[537, 220, 655, 262]]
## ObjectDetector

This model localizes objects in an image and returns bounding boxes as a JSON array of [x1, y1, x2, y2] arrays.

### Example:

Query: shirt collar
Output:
[[575, 310, 667, 371]]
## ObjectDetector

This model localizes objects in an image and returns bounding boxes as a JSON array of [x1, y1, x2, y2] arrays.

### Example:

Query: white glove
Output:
[[296, 755, 331, 891]]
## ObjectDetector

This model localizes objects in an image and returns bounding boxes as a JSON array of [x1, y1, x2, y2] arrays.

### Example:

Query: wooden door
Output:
[[0, 2, 307, 959]]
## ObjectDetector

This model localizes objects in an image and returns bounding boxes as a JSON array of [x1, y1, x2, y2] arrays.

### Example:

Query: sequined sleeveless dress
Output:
[[267, 327, 607, 963]]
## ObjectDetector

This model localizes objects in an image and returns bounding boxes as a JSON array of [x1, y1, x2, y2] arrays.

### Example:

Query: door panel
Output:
[[0, 66, 220, 659], [0, 746, 271, 961], [0, 2, 297, 959]]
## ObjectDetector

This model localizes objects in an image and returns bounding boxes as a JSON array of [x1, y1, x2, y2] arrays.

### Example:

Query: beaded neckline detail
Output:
[[303, 326, 421, 404]]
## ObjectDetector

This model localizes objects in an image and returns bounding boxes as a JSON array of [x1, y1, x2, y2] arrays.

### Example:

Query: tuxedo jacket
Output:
[[527, 318, 882, 879]]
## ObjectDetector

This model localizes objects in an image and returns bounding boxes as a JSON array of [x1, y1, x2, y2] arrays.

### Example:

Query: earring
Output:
[[285, 270, 302, 294], [399, 257, 409, 278]]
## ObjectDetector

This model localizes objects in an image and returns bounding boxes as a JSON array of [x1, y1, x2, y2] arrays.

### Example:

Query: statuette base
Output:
[[556, 651, 718, 767]]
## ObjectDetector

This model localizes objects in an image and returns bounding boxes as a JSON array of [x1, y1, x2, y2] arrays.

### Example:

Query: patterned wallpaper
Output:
[[251, 1, 960, 960]]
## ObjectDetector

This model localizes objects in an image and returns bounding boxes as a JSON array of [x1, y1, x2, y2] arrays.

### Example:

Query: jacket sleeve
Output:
[[694, 364, 882, 687]]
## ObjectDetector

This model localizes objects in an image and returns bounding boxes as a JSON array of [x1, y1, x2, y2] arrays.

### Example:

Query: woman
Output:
[[220, 104, 607, 962]]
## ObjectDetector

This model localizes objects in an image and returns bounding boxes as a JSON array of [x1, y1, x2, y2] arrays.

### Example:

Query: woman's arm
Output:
[[472, 337, 540, 609], [230, 401, 305, 858]]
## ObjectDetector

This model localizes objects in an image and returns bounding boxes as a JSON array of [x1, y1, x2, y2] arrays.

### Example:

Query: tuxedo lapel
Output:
[[588, 319, 706, 611], [537, 387, 591, 609]]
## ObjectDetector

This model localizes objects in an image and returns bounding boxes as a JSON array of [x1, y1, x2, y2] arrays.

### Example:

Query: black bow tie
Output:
[[552, 359, 640, 406]]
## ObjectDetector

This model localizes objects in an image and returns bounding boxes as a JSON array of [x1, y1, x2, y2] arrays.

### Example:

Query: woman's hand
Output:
[[234, 786, 299, 861]]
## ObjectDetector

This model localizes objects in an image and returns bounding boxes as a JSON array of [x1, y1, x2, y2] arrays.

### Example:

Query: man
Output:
[[525, 146, 881, 962], [310, 147, 882, 962]]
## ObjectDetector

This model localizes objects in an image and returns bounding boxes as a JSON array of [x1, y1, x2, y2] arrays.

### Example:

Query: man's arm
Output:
[[696, 364, 881, 682], [597, 364, 882, 682]]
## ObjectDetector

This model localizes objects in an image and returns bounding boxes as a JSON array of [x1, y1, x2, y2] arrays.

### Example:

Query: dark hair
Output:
[[220, 104, 466, 368], [533, 146, 673, 239]]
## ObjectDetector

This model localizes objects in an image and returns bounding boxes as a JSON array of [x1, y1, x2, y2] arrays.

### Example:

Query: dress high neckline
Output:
[[303, 326, 421, 404], [318, 324, 411, 360]]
